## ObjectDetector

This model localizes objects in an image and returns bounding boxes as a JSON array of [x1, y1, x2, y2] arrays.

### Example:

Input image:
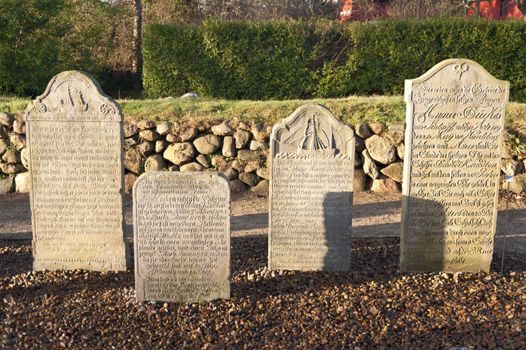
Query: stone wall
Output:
[[1, 111, 525, 194]]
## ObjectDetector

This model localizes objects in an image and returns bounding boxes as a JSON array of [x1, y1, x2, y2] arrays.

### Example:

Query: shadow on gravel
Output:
[[231, 213, 268, 232], [353, 200, 401, 219]]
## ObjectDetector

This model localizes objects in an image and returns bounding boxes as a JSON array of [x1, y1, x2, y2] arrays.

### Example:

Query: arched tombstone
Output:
[[401, 59, 509, 273], [25, 71, 128, 271], [269, 104, 355, 271], [133, 172, 230, 303]]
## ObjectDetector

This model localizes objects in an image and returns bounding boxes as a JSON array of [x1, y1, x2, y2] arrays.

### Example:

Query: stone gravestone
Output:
[[26, 71, 127, 271], [134, 172, 230, 303], [401, 59, 509, 273], [269, 104, 355, 271]]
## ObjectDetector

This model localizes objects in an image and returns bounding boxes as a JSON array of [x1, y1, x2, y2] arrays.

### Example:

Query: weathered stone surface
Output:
[[234, 129, 251, 149], [124, 137, 139, 148], [20, 148, 29, 169], [211, 121, 233, 136], [362, 149, 380, 179], [13, 119, 26, 134], [155, 140, 168, 154], [137, 120, 156, 130], [124, 173, 138, 194], [1, 148, 20, 164], [145, 155, 167, 172], [251, 179, 269, 196], [368, 122, 385, 135], [222, 136, 237, 157], [193, 135, 222, 155], [353, 169, 367, 193], [256, 167, 270, 180], [503, 173, 526, 193], [9, 134, 25, 150], [177, 125, 198, 142], [180, 162, 203, 172], [354, 123, 372, 139], [123, 122, 139, 138], [249, 140, 268, 151], [401, 59, 509, 273], [211, 155, 228, 170], [137, 141, 155, 157], [365, 135, 397, 165], [0, 162, 23, 174], [139, 129, 161, 142], [196, 154, 210, 168], [237, 149, 259, 164], [133, 172, 230, 303], [229, 179, 247, 193], [381, 162, 404, 182], [239, 172, 259, 186], [15, 172, 30, 193], [165, 134, 177, 143], [220, 167, 238, 180], [230, 159, 244, 172], [383, 123, 405, 145], [25, 71, 127, 271], [501, 159, 523, 176], [244, 161, 259, 173], [0, 138, 8, 156], [251, 123, 270, 142], [397, 143, 405, 160], [163, 142, 196, 165], [156, 121, 172, 136], [0, 112, 13, 127], [371, 177, 400, 193], [124, 147, 145, 174], [270, 104, 354, 271], [0, 176, 13, 194]]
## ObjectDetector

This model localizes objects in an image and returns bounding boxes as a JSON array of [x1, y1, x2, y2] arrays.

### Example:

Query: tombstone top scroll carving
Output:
[[25, 71, 122, 122], [405, 58, 509, 105], [271, 104, 355, 157]]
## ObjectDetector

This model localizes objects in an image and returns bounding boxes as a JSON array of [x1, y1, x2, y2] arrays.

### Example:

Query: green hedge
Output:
[[144, 19, 526, 101]]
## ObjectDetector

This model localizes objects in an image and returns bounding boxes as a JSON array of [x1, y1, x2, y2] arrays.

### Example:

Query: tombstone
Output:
[[26, 71, 127, 271], [269, 104, 355, 271], [401, 59, 509, 273], [134, 172, 230, 303]]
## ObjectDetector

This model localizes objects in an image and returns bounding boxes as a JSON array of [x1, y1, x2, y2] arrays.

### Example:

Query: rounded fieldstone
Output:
[[251, 179, 269, 196], [124, 148, 145, 174], [383, 123, 405, 145], [9, 134, 25, 151], [20, 148, 29, 169], [369, 122, 385, 135], [365, 135, 397, 165], [229, 179, 247, 193], [220, 167, 238, 180], [239, 172, 259, 186], [230, 159, 244, 172], [156, 121, 173, 136], [165, 134, 177, 143], [211, 121, 233, 136], [124, 173, 138, 194], [244, 161, 259, 173], [15, 172, 30, 193], [211, 155, 227, 168], [250, 140, 269, 151], [354, 123, 372, 139], [193, 134, 222, 155], [234, 129, 251, 149], [362, 149, 380, 179], [145, 155, 167, 172], [177, 125, 198, 142], [163, 143, 196, 165], [137, 120, 156, 130], [381, 162, 404, 183], [0, 138, 9, 156], [0, 163, 23, 174], [256, 167, 270, 180], [397, 143, 405, 160], [354, 169, 367, 193], [251, 123, 269, 142], [155, 140, 168, 153], [123, 123, 139, 138], [237, 149, 260, 164], [1, 149, 20, 164], [139, 129, 161, 142], [0, 112, 13, 127], [137, 141, 155, 157], [501, 159, 523, 176], [196, 154, 210, 168], [222, 136, 237, 157], [180, 162, 203, 172], [124, 137, 139, 149], [13, 119, 25, 134], [0, 176, 14, 194], [371, 177, 400, 193]]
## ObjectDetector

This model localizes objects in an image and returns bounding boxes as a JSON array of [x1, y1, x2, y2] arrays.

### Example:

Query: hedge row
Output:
[[143, 19, 526, 101]]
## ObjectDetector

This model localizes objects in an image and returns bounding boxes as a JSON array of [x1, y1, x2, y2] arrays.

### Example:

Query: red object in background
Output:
[[340, 0, 524, 21], [467, 0, 523, 20]]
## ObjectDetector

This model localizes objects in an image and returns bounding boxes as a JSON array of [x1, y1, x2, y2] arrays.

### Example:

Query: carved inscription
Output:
[[401, 59, 509, 273], [134, 172, 230, 303], [27, 71, 127, 271], [269, 104, 355, 271]]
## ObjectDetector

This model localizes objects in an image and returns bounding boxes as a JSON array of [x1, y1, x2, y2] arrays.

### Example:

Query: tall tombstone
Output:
[[26, 71, 127, 271], [269, 104, 355, 271], [134, 172, 230, 303], [401, 59, 509, 273]]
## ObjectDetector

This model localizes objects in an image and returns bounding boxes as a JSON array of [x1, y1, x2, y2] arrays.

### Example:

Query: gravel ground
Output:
[[1, 237, 524, 349]]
